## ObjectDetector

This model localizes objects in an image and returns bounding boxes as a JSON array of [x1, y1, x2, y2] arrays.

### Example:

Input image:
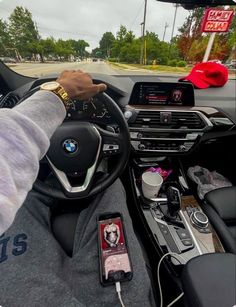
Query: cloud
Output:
[[0, 0, 189, 50]]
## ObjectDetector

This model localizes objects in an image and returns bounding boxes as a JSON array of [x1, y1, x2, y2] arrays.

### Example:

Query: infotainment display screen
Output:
[[129, 82, 194, 106]]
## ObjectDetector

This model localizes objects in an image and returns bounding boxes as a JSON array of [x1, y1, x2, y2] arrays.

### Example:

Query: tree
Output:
[[54, 39, 74, 60], [68, 39, 89, 58], [41, 37, 56, 57], [91, 47, 102, 58], [99, 32, 115, 58], [177, 7, 204, 61], [0, 19, 11, 56], [8, 6, 39, 58]]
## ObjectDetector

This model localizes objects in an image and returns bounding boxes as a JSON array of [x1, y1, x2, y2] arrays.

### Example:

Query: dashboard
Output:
[[0, 61, 235, 156]]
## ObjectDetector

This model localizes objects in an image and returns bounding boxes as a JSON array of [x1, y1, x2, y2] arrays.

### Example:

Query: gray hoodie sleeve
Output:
[[0, 90, 66, 235]]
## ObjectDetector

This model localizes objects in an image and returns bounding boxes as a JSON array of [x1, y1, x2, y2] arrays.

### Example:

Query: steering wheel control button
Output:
[[103, 144, 119, 155], [63, 139, 79, 154], [191, 211, 209, 228]]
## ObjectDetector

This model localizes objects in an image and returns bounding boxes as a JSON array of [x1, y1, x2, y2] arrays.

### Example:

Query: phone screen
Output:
[[98, 213, 133, 285]]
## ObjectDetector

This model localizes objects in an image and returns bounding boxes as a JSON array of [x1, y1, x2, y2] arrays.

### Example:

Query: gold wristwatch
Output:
[[40, 81, 71, 110]]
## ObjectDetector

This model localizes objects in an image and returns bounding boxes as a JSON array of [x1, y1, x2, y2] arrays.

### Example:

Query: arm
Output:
[[0, 71, 106, 235], [0, 91, 65, 235]]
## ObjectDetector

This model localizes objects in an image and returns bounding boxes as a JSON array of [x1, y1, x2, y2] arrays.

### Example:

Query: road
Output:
[[8, 61, 236, 79], [9, 61, 162, 77]]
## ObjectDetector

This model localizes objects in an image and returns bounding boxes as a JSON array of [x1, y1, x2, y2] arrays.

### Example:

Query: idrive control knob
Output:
[[191, 211, 209, 228]]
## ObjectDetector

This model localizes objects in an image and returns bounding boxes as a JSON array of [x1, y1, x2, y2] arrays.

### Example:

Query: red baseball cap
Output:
[[179, 62, 228, 89]]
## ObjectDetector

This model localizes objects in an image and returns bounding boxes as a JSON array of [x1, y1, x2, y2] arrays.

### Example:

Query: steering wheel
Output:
[[20, 88, 130, 199]]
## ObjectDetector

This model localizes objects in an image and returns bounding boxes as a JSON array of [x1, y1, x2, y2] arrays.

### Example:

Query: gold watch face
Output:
[[41, 81, 60, 91]]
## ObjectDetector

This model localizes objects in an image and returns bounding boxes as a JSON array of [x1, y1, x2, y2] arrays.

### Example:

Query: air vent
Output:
[[130, 110, 206, 130], [0, 92, 20, 108]]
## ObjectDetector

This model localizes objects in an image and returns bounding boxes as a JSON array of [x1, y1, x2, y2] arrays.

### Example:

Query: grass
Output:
[[109, 62, 191, 73], [130, 63, 191, 73]]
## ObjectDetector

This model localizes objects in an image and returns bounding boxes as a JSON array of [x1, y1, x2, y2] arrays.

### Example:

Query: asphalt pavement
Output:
[[9, 61, 159, 77], [8, 61, 236, 79]]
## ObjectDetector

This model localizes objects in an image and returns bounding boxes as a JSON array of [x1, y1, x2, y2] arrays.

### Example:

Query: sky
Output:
[[0, 0, 189, 52]]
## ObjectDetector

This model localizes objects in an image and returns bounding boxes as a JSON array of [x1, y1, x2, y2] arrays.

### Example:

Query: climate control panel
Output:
[[130, 131, 200, 153]]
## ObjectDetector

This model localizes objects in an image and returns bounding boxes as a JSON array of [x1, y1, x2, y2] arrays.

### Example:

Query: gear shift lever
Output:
[[166, 186, 181, 218]]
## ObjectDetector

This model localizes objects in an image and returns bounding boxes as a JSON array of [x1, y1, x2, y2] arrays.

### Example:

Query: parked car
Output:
[[226, 59, 236, 69], [0, 57, 17, 64]]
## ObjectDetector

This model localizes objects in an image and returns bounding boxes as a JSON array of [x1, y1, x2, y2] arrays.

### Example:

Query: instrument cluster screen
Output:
[[129, 82, 195, 106]]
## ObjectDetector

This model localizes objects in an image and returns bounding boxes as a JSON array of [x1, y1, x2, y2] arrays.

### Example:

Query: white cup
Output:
[[142, 171, 163, 199]]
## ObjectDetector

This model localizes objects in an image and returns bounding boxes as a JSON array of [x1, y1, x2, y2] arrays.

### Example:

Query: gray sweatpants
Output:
[[0, 180, 155, 307]]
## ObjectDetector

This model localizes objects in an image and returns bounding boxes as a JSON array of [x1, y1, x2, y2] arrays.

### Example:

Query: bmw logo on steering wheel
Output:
[[63, 139, 79, 154]]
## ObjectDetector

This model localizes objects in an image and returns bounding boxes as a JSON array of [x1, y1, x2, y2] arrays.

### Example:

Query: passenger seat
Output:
[[202, 186, 236, 254]]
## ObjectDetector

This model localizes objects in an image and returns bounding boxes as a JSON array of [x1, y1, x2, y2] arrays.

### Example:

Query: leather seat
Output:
[[182, 253, 236, 307], [203, 186, 236, 254]]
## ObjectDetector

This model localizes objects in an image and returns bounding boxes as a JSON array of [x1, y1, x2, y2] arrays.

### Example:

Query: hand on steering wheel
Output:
[[34, 91, 130, 199]]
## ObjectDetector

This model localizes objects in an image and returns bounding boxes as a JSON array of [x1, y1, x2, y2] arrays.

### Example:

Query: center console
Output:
[[131, 160, 224, 267], [126, 82, 225, 269], [125, 82, 213, 155]]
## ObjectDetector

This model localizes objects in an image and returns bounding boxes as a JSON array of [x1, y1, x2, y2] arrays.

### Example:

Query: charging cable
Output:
[[116, 282, 126, 307], [157, 252, 185, 307], [114, 252, 184, 307]]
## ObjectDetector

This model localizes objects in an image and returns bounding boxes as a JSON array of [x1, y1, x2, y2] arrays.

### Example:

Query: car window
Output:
[[0, 0, 235, 79]]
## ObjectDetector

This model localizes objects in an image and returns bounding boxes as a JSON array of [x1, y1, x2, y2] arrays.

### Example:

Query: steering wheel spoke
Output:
[[47, 157, 97, 197], [95, 126, 123, 157]]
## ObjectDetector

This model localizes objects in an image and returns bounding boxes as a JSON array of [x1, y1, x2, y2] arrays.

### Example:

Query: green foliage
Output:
[[177, 7, 236, 62], [108, 58, 118, 62], [8, 6, 39, 58], [68, 39, 89, 58], [107, 26, 177, 65], [0, 6, 90, 62], [54, 39, 74, 60], [177, 60, 187, 67], [91, 47, 102, 58], [1, 5, 235, 64], [168, 59, 178, 66], [0, 19, 11, 56], [99, 32, 115, 58]]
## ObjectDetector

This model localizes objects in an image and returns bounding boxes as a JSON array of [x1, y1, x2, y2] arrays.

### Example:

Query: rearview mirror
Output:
[[157, 0, 236, 9]]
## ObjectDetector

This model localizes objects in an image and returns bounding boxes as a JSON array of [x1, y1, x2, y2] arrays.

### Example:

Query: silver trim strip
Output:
[[131, 137, 198, 141], [179, 210, 203, 255], [47, 126, 102, 194], [150, 197, 168, 202]]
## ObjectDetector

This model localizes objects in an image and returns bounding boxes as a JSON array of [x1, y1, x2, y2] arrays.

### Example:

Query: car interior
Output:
[[0, 1, 236, 306]]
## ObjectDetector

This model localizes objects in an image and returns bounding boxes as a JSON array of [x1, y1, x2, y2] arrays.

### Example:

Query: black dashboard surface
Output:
[[30, 74, 236, 124], [0, 64, 235, 124]]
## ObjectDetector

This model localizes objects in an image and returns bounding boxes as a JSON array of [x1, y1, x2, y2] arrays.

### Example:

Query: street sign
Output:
[[201, 8, 235, 33]]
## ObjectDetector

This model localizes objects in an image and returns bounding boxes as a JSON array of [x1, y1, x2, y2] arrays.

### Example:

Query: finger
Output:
[[77, 85, 99, 100], [96, 83, 107, 93], [85, 72, 92, 79]]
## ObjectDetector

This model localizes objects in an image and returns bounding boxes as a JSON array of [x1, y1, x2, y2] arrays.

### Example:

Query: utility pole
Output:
[[162, 22, 169, 42], [169, 4, 178, 58], [140, 22, 144, 65], [140, 0, 147, 65]]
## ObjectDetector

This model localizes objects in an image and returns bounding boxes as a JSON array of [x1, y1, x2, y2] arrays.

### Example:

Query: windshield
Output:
[[0, 0, 235, 78]]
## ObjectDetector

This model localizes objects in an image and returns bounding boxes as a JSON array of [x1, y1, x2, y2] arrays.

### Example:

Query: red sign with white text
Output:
[[201, 9, 235, 33]]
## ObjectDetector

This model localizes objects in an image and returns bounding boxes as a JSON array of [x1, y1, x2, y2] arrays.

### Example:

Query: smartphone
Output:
[[98, 212, 133, 286]]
